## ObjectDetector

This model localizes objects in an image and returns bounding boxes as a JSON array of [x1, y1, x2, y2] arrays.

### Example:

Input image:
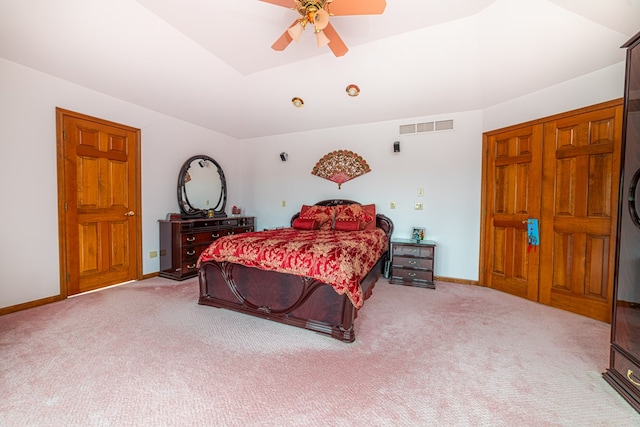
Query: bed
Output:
[[197, 199, 394, 342]]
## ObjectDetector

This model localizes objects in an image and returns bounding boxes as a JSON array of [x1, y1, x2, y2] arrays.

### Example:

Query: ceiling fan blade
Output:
[[259, 0, 296, 9], [328, 0, 386, 15], [323, 22, 348, 57], [271, 21, 299, 51]]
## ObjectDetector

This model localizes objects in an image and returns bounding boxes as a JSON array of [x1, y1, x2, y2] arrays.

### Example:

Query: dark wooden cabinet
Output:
[[389, 239, 436, 288], [159, 216, 255, 280], [604, 31, 640, 413]]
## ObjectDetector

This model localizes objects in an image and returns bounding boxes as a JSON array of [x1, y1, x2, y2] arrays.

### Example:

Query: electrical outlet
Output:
[[282, 200, 286, 207], [414, 202, 424, 210], [149, 251, 158, 258], [417, 187, 424, 197], [390, 201, 396, 209]]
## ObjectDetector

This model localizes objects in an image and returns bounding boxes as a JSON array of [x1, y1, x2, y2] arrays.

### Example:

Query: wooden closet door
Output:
[[483, 125, 543, 300], [538, 105, 622, 322]]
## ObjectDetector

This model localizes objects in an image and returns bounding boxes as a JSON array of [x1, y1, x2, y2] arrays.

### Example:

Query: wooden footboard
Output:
[[198, 258, 382, 342]]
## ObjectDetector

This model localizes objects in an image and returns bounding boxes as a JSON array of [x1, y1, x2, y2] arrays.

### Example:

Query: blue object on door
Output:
[[527, 219, 539, 246]]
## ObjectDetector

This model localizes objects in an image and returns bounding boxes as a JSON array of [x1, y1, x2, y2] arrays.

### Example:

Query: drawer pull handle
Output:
[[408, 272, 416, 277], [186, 250, 195, 256], [627, 369, 640, 387], [212, 233, 220, 238], [186, 236, 196, 242], [409, 260, 417, 265], [187, 263, 196, 269]]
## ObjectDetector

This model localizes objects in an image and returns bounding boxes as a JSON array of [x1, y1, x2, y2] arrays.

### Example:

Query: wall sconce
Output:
[[291, 97, 304, 108], [280, 152, 288, 161], [393, 141, 400, 153]]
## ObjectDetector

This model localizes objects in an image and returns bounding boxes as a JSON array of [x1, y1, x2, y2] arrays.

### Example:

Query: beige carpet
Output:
[[0, 276, 638, 426]]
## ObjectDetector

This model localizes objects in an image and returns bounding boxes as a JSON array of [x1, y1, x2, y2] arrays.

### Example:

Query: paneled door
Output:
[[482, 100, 622, 322], [483, 125, 543, 301], [56, 108, 141, 296], [538, 105, 623, 322]]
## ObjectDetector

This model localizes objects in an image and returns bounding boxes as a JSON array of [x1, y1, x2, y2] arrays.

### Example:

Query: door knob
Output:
[[124, 211, 135, 216]]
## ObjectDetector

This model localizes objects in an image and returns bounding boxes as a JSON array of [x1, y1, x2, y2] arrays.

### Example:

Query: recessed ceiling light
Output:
[[346, 84, 360, 97], [292, 97, 304, 107]]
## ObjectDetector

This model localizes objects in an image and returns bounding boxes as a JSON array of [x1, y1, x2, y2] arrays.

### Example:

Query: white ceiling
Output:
[[0, 0, 638, 139]]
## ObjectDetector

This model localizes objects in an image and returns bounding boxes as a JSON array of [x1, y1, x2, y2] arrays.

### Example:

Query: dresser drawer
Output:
[[182, 229, 230, 245], [611, 348, 640, 391], [180, 260, 199, 275], [393, 244, 434, 258], [181, 245, 207, 261], [392, 255, 433, 270], [230, 226, 254, 234]]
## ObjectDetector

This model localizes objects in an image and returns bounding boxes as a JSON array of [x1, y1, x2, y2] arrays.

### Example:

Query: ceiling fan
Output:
[[260, 0, 387, 57]]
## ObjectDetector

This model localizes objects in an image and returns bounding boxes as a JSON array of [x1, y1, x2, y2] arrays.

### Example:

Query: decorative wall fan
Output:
[[260, 0, 386, 57], [312, 150, 371, 189]]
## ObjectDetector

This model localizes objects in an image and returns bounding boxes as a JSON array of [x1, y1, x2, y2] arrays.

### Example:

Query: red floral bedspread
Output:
[[197, 228, 389, 308]]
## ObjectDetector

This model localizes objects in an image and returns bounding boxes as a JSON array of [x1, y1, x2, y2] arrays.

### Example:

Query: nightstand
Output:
[[389, 239, 436, 288]]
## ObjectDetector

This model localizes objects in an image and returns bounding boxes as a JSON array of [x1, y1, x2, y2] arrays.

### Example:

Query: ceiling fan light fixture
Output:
[[288, 22, 305, 42], [313, 9, 329, 30], [346, 84, 360, 97], [292, 97, 304, 108], [316, 30, 330, 48]]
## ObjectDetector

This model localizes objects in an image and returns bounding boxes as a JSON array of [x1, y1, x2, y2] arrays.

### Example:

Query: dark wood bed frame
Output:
[[198, 199, 394, 342]]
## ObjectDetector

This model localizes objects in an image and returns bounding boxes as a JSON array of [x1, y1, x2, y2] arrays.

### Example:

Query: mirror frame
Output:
[[177, 155, 227, 218]]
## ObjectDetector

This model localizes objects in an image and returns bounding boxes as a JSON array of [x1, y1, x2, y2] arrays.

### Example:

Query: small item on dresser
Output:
[[411, 227, 425, 242], [166, 213, 181, 220], [231, 205, 242, 215]]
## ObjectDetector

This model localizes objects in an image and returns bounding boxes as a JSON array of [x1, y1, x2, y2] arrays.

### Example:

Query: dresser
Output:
[[389, 239, 436, 288], [603, 31, 640, 413], [159, 216, 255, 280]]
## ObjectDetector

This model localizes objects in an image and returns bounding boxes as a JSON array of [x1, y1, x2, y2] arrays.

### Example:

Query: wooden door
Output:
[[56, 109, 141, 296], [483, 125, 543, 300], [538, 105, 622, 322]]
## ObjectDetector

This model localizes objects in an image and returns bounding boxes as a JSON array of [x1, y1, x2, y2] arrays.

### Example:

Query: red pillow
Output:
[[299, 205, 335, 230], [292, 218, 320, 230], [334, 219, 362, 231], [361, 204, 377, 230], [335, 204, 375, 230]]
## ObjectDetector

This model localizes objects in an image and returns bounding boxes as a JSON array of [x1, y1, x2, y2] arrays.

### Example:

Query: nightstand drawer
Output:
[[390, 268, 434, 286], [392, 255, 433, 270], [393, 245, 434, 258]]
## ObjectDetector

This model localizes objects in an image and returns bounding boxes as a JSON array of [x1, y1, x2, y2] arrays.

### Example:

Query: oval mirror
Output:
[[177, 155, 227, 218]]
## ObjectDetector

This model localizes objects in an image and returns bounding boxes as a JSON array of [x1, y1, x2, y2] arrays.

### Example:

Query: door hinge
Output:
[[62, 130, 66, 140], [66, 273, 70, 283], [64, 202, 68, 212]]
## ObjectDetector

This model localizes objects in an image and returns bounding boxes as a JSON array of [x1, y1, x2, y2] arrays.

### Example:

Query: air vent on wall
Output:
[[399, 119, 454, 135], [399, 124, 416, 135], [435, 120, 454, 131]]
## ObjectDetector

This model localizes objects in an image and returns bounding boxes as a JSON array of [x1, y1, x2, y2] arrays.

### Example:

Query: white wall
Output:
[[240, 111, 484, 281], [0, 57, 626, 310], [483, 62, 625, 131], [0, 58, 240, 308]]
